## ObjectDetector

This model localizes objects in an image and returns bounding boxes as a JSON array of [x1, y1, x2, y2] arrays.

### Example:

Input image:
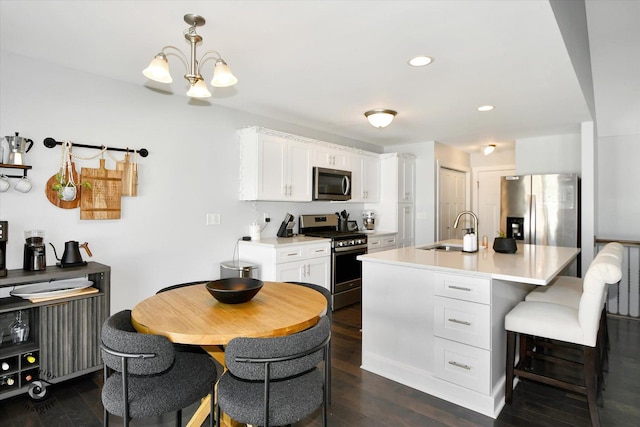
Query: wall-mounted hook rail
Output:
[[43, 137, 149, 157]]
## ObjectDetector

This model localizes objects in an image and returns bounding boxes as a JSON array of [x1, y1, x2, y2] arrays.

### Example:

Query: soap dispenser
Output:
[[463, 228, 477, 253]]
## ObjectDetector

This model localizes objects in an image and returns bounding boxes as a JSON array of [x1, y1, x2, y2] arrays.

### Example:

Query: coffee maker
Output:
[[0, 222, 7, 277], [23, 230, 46, 271]]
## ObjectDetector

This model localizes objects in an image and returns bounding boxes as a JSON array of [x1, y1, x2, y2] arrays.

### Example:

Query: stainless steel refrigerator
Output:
[[500, 174, 580, 248]]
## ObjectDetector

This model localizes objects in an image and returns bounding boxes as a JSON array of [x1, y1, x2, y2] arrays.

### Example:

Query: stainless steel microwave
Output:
[[313, 167, 351, 201]]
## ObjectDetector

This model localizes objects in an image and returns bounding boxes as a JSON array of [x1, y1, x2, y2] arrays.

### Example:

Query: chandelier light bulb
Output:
[[142, 54, 173, 83], [211, 59, 238, 87], [187, 79, 212, 98]]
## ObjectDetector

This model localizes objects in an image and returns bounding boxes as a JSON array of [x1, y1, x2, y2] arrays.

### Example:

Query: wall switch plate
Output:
[[206, 213, 221, 225]]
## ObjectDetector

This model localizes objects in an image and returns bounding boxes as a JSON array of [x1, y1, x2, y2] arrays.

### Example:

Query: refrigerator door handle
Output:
[[530, 194, 536, 244]]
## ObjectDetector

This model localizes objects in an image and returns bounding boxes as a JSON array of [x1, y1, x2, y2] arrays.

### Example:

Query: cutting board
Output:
[[45, 163, 82, 209], [80, 159, 122, 220]]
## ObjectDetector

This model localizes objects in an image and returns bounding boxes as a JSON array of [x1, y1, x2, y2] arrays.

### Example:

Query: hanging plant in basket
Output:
[[52, 141, 92, 201]]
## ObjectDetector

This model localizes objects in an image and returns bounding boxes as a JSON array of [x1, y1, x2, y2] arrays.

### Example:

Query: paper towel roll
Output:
[[250, 224, 261, 241]]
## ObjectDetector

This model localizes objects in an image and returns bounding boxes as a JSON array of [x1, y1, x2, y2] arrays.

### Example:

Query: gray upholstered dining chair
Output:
[[286, 281, 333, 403], [156, 280, 209, 294], [216, 315, 331, 427], [100, 310, 218, 427]]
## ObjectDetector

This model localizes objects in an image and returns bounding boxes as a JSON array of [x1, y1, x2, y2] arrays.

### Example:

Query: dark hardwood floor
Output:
[[0, 304, 638, 426]]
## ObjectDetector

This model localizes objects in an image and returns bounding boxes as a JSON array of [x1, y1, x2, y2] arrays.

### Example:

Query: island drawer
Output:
[[433, 296, 490, 349], [433, 273, 490, 304], [433, 337, 490, 394]]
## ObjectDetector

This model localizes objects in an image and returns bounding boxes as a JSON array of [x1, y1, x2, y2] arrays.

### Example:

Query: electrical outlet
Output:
[[206, 213, 221, 225]]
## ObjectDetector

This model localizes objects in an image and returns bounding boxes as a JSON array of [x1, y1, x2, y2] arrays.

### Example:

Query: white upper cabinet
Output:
[[350, 153, 380, 203], [311, 144, 350, 170], [398, 154, 415, 202], [239, 127, 312, 201]]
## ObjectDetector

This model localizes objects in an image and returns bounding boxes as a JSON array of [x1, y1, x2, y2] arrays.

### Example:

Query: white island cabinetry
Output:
[[238, 237, 331, 289], [358, 243, 580, 418]]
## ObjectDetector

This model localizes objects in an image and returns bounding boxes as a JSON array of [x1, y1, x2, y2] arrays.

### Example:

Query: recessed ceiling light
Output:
[[477, 105, 495, 112], [408, 56, 433, 67]]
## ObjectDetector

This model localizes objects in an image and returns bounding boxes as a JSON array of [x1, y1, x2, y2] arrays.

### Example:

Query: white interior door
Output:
[[438, 168, 467, 240], [473, 167, 515, 241]]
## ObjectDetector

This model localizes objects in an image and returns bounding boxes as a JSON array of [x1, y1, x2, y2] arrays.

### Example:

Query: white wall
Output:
[[515, 133, 581, 174], [597, 133, 640, 240], [0, 52, 371, 312]]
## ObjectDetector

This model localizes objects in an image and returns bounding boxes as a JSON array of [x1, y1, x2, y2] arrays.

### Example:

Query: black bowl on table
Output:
[[205, 278, 263, 304]]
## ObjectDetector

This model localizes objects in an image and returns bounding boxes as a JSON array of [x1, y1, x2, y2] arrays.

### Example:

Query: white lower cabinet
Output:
[[433, 272, 491, 394], [239, 240, 331, 290], [367, 233, 397, 253], [275, 256, 330, 287], [433, 337, 491, 394]]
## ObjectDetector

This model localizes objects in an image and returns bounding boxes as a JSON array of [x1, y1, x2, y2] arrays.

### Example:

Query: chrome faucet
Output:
[[452, 211, 479, 248]]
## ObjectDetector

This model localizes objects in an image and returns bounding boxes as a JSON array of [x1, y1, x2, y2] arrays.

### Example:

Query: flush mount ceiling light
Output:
[[483, 144, 496, 156], [408, 55, 434, 67], [142, 14, 238, 98], [364, 109, 397, 128], [477, 105, 495, 112]]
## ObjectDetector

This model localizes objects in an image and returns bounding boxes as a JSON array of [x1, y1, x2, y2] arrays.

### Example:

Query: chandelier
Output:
[[142, 14, 238, 98]]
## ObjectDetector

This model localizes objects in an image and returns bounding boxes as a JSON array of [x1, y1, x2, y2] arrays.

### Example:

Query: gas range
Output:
[[299, 214, 366, 310], [298, 215, 367, 249]]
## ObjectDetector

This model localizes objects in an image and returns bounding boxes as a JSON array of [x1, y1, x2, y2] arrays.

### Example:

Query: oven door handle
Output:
[[333, 244, 368, 253]]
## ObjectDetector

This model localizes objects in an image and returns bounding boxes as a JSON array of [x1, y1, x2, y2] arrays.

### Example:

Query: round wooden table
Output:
[[131, 281, 328, 427], [131, 281, 327, 345]]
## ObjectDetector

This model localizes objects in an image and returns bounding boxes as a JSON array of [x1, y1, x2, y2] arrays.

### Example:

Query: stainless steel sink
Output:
[[419, 244, 464, 252]]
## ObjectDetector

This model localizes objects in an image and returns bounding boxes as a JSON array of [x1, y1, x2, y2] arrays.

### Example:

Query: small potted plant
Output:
[[52, 171, 92, 201], [493, 230, 517, 253], [52, 141, 92, 202]]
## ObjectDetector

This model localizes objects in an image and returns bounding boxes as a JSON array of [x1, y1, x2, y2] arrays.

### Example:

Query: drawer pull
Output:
[[314, 249, 325, 253], [448, 285, 472, 292], [286, 252, 298, 257], [448, 361, 471, 370], [448, 318, 471, 326]]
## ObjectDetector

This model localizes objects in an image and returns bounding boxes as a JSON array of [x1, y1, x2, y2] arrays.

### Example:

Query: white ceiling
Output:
[[1, 1, 637, 152]]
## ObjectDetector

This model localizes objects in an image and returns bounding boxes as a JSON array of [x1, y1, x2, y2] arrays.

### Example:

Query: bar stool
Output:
[[505, 252, 622, 427], [525, 243, 624, 371]]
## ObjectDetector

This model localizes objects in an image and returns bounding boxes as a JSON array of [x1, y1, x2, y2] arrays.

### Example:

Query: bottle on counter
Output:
[[462, 228, 478, 252]]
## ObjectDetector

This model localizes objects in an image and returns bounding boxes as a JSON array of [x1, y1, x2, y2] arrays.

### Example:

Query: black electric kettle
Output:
[[49, 241, 92, 268]]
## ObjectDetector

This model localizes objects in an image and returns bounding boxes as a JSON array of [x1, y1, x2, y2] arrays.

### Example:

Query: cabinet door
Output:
[[305, 257, 331, 290], [312, 145, 348, 169], [38, 295, 106, 378], [364, 155, 380, 202], [398, 203, 415, 247], [398, 156, 415, 202], [287, 141, 312, 201], [258, 134, 288, 200], [276, 260, 304, 283], [349, 155, 365, 202]]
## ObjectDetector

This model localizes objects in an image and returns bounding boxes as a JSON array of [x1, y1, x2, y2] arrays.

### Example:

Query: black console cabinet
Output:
[[0, 262, 110, 400]]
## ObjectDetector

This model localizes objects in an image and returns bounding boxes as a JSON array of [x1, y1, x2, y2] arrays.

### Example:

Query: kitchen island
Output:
[[357, 242, 580, 418]]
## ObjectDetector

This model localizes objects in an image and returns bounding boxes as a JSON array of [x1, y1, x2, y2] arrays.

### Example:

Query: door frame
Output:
[[471, 164, 516, 214]]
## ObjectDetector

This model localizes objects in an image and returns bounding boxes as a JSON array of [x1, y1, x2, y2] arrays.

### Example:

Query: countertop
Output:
[[357, 240, 580, 285], [238, 235, 329, 248]]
